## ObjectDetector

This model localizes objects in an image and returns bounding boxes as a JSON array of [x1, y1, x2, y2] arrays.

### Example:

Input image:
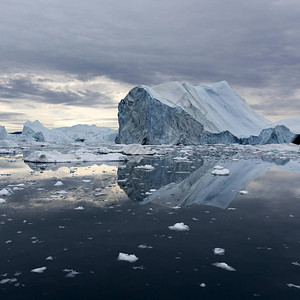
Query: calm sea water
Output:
[[0, 147, 299, 299]]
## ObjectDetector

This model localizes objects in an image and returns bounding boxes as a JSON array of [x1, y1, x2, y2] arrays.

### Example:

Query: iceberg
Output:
[[116, 81, 295, 145], [0, 125, 8, 140], [21, 120, 117, 143]]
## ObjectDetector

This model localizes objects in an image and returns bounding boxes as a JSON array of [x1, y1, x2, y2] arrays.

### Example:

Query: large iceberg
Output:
[[116, 81, 295, 145]]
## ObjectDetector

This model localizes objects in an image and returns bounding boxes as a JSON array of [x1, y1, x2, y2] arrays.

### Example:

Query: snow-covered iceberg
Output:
[[273, 117, 300, 134], [21, 120, 117, 143], [116, 81, 295, 145]]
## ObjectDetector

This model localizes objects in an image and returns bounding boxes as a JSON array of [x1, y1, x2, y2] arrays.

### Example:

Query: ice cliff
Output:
[[116, 81, 296, 145]]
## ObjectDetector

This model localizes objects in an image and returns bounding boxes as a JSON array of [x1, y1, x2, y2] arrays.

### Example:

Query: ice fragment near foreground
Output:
[[134, 164, 155, 171], [168, 222, 190, 231], [211, 167, 230, 176], [287, 283, 300, 289], [31, 267, 47, 273], [212, 262, 236, 271], [0, 188, 10, 196], [118, 253, 139, 263], [0, 198, 6, 204], [213, 248, 225, 255]]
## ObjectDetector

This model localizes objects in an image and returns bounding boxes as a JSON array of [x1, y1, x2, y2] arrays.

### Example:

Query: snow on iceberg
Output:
[[24, 150, 128, 163], [118, 253, 139, 263], [274, 117, 300, 134], [0, 125, 8, 140]]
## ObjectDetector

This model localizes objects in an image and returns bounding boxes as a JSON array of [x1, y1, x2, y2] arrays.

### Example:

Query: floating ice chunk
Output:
[[63, 269, 80, 278], [54, 181, 63, 186], [138, 244, 153, 249], [0, 278, 11, 284], [45, 256, 53, 260], [31, 267, 47, 273], [121, 144, 156, 155], [292, 262, 300, 267], [239, 190, 249, 195], [0, 188, 10, 196], [0, 198, 6, 204], [168, 222, 189, 231], [211, 168, 230, 176], [56, 190, 68, 194], [287, 283, 300, 289], [118, 253, 139, 263], [134, 165, 154, 171], [212, 262, 236, 271], [82, 179, 91, 183], [199, 283, 206, 288], [213, 248, 225, 255], [74, 206, 84, 210]]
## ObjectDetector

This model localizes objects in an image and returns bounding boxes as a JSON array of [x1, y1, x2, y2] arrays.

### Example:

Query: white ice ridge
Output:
[[31, 267, 47, 273], [143, 81, 272, 138], [274, 117, 300, 134]]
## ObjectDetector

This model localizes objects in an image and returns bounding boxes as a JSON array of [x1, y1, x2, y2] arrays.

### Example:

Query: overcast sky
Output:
[[1, 0, 299, 131]]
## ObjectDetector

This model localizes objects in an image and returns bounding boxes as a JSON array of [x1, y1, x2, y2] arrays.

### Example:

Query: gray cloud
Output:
[[0, 75, 115, 108], [0, 0, 299, 116]]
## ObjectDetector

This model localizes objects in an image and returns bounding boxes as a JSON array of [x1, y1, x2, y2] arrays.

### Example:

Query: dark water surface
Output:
[[0, 148, 300, 299]]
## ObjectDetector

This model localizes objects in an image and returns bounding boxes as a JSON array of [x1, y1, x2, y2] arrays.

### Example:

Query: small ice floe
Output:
[[211, 166, 230, 176], [134, 165, 154, 171], [54, 181, 63, 186], [212, 262, 236, 271], [74, 206, 84, 210], [118, 253, 139, 263], [0, 188, 10, 196], [228, 207, 237, 211], [287, 283, 300, 289], [213, 248, 225, 255], [132, 265, 144, 270], [138, 244, 153, 249], [121, 144, 156, 155], [31, 267, 47, 273], [45, 256, 53, 261], [56, 190, 68, 194], [168, 222, 189, 231], [239, 190, 249, 195], [82, 179, 91, 183], [63, 269, 80, 278], [292, 262, 300, 267], [199, 283, 206, 288], [0, 198, 6, 204]]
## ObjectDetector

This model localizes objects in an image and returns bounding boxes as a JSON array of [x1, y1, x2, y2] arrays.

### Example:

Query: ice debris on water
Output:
[[168, 222, 189, 231], [0, 188, 10, 196], [211, 166, 230, 176], [212, 262, 236, 271], [54, 181, 63, 186], [287, 283, 300, 289], [292, 262, 300, 267], [31, 267, 47, 273], [134, 165, 155, 171], [74, 206, 84, 210], [118, 253, 139, 263], [63, 269, 80, 278], [0, 198, 6, 204], [200, 283, 206, 288], [213, 248, 225, 255], [239, 190, 249, 195]]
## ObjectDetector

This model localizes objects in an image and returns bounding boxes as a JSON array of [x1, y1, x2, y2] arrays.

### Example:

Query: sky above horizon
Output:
[[1, 0, 300, 131]]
